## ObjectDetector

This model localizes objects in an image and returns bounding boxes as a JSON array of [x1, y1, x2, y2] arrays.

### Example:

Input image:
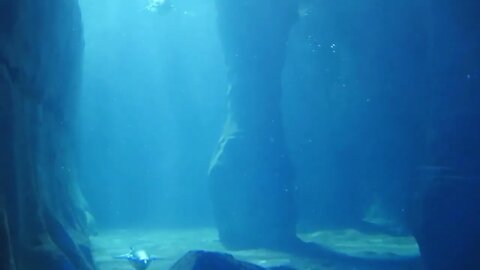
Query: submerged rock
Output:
[[209, 0, 299, 251], [170, 250, 279, 270], [410, 174, 480, 270]]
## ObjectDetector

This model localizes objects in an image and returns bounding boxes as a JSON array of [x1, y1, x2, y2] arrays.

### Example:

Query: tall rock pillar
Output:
[[209, 1, 299, 249], [0, 0, 95, 269]]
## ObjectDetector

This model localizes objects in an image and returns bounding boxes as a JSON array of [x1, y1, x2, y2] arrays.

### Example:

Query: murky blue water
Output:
[[76, 1, 480, 269]]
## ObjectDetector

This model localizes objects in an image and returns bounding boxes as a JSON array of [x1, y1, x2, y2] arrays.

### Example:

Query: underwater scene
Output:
[[1, 0, 479, 270]]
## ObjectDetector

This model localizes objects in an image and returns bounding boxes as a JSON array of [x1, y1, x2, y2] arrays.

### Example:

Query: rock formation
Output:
[[409, 172, 480, 270], [0, 0, 95, 269], [209, 0, 299, 249], [410, 1, 480, 269], [170, 250, 266, 270]]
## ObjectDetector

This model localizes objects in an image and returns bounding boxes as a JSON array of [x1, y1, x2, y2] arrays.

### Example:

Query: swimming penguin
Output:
[[114, 247, 161, 270], [144, 0, 173, 15]]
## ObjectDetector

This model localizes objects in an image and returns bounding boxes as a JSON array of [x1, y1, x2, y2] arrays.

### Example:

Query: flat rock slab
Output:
[[301, 229, 419, 257]]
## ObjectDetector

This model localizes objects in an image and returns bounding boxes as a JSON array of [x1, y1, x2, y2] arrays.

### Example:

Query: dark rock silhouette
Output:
[[410, 173, 480, 270], [0, 0, 95, 269], [209, 0, 299, 250], [170, 250, 266, 270], [170, 250, 298, 270]]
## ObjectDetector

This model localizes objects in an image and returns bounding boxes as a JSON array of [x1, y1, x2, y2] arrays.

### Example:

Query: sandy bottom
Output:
[[91, 228, 420, 270]]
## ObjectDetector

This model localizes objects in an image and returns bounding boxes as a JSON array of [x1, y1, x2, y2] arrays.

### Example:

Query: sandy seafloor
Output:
[[91, 228, 421, 270]]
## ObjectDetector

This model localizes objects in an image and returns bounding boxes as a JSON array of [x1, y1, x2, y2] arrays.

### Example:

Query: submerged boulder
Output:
[[409, 173, 480, 270], [170, 250, 266, 270]]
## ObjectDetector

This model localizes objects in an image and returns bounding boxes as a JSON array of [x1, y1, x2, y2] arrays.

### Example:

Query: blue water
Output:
[[79, 0, 225, 228], [76, 1, 480, 269]]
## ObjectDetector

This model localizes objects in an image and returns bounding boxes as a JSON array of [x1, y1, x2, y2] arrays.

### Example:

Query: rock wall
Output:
[[0, 0, 94, 269], [422, 0, 480, 176], [409, 1, 480, 269], [209, 0, 299, 249], [282, 0, 432, 229]]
